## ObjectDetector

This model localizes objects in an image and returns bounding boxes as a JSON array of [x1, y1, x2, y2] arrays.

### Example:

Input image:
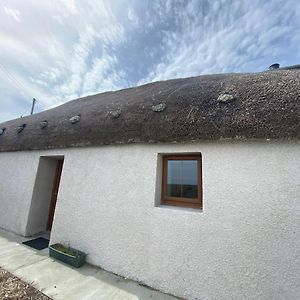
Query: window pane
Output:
[[166, 159, 198, 199], [182, 184, 198, 198], [167, 160, 182, 197], [182, 160, 198, 198], [167, 182, 181, 197], [182, 160, 198, 182], [167, 160, 181, 178]]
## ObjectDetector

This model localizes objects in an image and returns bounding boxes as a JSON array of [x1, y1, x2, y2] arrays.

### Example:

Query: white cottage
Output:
[[0, 66, 299, 299]]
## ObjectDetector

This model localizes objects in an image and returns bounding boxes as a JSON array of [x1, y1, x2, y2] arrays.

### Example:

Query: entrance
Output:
[[47, 159, 64, 231], [25, 156, 64, 236]]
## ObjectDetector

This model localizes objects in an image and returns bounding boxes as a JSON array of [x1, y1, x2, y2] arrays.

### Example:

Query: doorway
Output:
[[47, 159, 64, 231], [25, 156, 64, 236]]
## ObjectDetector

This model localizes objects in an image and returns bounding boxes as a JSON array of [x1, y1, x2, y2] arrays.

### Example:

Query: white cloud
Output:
[[82, 55, 116, 94], [0, 112, 17, 123], [127, 7, 139, 27], [59, 0, 78, 15], [3, 5, 21, 22]]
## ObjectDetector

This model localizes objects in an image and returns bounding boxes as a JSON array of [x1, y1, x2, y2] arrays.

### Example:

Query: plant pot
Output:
[[49, 243, 86, 268]]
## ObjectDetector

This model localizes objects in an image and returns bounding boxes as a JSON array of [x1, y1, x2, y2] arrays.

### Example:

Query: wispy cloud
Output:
[[3, 5, 21, 22], [127, 7, 139, 27], [82, 54, 126, 95], [0, 0, 299, 122], [140, 0, 300, 83]]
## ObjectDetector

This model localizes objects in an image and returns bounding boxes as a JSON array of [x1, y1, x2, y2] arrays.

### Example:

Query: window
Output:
[[161, 154, 202, 209]]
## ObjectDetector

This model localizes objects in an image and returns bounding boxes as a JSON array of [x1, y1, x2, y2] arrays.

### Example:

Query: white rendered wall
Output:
[[0, 142, 299, 299], [0, 152, 40, 235]]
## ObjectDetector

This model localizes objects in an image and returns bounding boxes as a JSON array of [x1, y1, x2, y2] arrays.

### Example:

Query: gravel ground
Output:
[[0, 267, 51, 300]]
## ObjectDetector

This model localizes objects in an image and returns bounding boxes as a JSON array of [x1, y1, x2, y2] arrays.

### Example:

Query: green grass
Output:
[[51, 244, 79, 257]]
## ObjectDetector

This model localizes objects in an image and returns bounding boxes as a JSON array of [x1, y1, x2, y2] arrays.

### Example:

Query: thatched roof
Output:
[[0, 68, 300, 152]]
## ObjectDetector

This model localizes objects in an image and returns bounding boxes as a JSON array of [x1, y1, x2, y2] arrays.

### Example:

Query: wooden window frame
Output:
[[161, 154, 202, 209]]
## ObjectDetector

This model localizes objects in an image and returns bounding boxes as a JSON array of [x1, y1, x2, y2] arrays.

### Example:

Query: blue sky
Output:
[[0, 0, 300, 122]]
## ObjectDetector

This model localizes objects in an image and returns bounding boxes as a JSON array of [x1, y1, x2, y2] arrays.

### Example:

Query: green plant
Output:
[[49, 243, 86, 268], [51, 244, 79, 257]]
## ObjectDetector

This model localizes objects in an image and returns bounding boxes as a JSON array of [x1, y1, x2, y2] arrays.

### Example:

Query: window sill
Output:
[[156, 204, 203, 213]]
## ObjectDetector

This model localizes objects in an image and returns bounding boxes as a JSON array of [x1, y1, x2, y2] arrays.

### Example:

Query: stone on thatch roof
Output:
[[0, 68, 300, 152]]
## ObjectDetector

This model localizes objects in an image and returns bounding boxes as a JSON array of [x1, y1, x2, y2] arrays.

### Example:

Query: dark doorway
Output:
[[47, 159, 64, 231]]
